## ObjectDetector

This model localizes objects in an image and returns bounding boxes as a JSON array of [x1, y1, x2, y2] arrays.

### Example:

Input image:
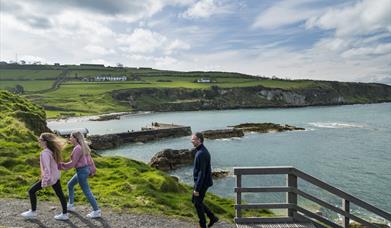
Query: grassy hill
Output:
[[1, 64, 390, 118], [1, 90, 272, 222]]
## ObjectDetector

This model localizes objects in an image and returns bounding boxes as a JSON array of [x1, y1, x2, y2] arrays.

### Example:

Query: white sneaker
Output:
[[86, 209, 101, 218], [21, 210, 37, 219], [67, 203, 76, 212], [54, 213, 69, 220]]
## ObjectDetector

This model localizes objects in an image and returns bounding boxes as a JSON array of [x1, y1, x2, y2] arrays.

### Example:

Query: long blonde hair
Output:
[[71, 131, 91, 156], [40, 133, 63, 164]]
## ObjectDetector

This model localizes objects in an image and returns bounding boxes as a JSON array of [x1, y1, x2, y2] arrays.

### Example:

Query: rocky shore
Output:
[[149, 148, 230, 178], [231, 123, 305, 133], [202, 129, 244, 139]]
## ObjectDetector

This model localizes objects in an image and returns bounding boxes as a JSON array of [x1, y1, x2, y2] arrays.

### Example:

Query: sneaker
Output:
[[54, 213, 69, 220], [67, 203, 76, 212], [21, 210, 37, 219], [87, 209, 101, 218], [208, 216, 219, 227]]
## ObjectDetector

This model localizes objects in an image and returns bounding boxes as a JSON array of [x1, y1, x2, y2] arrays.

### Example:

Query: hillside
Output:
[[0, 90, 260, 222], [1, 64, 390, 118]]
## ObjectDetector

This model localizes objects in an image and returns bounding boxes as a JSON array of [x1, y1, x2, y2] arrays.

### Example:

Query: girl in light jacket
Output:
[[21, 133, 68, 220], [60, 131, 100, 218]]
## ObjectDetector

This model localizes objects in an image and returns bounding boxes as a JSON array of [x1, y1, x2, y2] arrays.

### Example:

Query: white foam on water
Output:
[[308, 122, 365, 129]]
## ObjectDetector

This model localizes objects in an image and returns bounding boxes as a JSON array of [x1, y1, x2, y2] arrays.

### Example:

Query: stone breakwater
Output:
[[88, 123, 192, 150]]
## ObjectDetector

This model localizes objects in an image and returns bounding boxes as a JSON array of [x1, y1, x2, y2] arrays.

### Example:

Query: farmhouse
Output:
[[195, 78, 211, 83], [95, 75, 128, 81]]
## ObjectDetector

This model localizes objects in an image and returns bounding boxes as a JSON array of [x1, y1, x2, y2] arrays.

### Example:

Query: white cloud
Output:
[[305, 0, 391, 37], [341, 43, 391, 59], [252, 0, 322, 29], [182, 0, 237, 19], [118, 28, 167, 53], [165, 39, 191, 54], [84, 45, 115, 55], [118, 28, 191, 55]]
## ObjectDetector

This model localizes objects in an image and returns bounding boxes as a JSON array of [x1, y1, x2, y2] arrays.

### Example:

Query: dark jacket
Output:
[[193, 144, 213, 192]]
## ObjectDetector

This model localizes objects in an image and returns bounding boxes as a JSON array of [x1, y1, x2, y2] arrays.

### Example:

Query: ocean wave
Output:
[[308, 122, 365, 129], [216, 137, 242, 141]]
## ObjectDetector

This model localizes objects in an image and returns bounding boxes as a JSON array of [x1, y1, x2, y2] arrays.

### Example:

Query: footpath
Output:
[[0, 199, 234, 228]]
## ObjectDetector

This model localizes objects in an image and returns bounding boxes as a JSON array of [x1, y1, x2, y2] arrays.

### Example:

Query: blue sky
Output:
[[1, 0, 390, 82]]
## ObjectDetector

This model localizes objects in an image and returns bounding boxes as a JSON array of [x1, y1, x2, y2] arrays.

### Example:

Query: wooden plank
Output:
[[234, 166, 294, 175], [235, 203, 294, 209], [295, 206, 343, 228], [295, 189, 376, 227], [235, 187, 293, 193], [235, 217, 294, 224], [293, 169, 391, 220]]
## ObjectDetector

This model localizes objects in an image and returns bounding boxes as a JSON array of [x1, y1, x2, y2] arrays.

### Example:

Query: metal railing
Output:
[[234, 166, 391, 227]]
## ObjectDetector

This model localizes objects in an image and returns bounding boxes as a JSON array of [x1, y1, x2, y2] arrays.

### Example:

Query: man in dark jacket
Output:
[[192, 132, 219, 228]]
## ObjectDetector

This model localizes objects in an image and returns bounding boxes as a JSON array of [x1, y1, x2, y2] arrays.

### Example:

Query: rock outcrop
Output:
[[212, 170, 230, 179], [149, 149, 195, 171], [150, 149, 230, 179], [231, 123, 305, 133], [202, 129, 244, 139]]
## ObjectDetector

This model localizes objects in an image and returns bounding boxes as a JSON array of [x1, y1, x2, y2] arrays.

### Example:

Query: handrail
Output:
[[234, 166, 391, 228]]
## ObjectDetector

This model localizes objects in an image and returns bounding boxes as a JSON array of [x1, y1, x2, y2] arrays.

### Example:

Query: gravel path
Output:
[[0, 199, 235, 228]]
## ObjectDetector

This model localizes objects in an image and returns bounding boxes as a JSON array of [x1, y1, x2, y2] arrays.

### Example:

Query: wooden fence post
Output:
[[287, 173, 297, 218], [236, 174, 242, 219], [342, 199, 350, 228]]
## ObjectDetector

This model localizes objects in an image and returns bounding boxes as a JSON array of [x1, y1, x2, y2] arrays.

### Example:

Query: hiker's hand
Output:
[[193, 191, 199, 196]]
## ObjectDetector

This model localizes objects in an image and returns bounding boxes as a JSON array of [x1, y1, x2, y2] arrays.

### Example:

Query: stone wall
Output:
[[88, 125, 192, 150]]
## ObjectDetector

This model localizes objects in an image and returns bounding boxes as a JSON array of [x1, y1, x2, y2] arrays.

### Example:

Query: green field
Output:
[[0, 80, 54, 91], [0, 69, 62, 80], [0, 66, 320, 118]]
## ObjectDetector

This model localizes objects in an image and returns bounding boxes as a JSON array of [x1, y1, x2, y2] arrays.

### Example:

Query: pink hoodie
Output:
[[61, 145, 96, 175], [40, 148, 61, 187]]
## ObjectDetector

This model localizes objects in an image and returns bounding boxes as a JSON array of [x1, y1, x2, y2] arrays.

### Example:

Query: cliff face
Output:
[[112, 82, 391, 112]]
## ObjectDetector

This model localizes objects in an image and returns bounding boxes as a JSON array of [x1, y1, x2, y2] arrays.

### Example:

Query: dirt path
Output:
[[0, 199, 234, 228]]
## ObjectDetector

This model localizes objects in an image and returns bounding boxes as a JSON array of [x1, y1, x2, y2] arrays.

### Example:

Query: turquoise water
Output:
[[48, 103, 391, 220]]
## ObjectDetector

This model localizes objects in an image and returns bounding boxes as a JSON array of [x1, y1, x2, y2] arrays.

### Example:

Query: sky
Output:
[[0, 0, 390, 82]]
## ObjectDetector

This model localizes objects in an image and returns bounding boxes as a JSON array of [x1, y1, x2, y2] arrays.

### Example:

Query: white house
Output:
[[95, 76, 127, 81], [196, 78, 211, 83]]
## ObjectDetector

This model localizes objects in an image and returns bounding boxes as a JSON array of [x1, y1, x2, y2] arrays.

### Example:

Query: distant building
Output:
[[95, 75, 127, 81], [195, 78, 211, 83]]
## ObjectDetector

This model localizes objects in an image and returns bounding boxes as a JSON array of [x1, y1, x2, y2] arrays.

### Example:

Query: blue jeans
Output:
[[68, 166, 99, 211]]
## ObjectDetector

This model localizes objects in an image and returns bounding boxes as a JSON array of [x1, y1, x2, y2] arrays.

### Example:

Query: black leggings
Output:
[[28, 180, 67, 214]]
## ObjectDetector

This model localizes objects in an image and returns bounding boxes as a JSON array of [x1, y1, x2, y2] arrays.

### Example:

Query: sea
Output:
[[48, 103, 391, 223]]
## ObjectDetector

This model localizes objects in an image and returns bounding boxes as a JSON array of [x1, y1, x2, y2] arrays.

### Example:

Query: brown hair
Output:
[[194, 132, 204, 143], [40, 133, 63, 164], [71, 131, 91, 156]]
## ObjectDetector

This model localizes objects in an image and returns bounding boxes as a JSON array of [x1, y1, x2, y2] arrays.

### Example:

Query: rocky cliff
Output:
[[111, 82, 391, 112]]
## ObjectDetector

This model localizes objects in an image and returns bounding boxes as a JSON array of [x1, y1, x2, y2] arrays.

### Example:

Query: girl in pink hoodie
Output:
[[60, 131, 100, 218], [21, 133, 68, 220]]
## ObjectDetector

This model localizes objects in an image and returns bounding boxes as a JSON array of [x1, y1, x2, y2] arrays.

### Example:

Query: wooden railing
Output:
[[234, 166, 391, 227]]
